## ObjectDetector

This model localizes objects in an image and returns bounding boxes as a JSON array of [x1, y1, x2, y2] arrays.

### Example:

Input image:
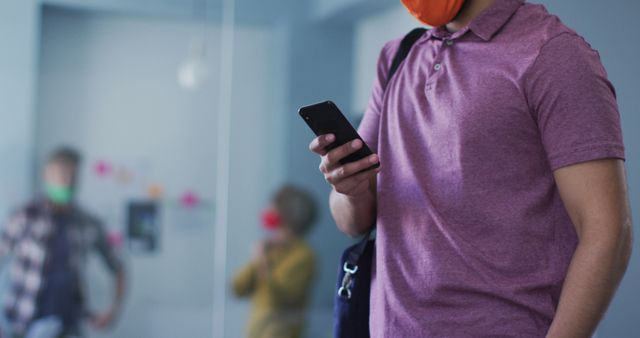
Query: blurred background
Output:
[[0, 0, 638, 337]]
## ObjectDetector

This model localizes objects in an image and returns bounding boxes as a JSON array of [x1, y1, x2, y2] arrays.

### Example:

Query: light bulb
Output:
[[178, 57, 208, 90], [177, 38, 209, 90]]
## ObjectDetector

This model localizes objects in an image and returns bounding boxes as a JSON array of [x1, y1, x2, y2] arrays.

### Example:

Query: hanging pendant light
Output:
[[177, 38, 208, 90], [177, 0, 209, 90]]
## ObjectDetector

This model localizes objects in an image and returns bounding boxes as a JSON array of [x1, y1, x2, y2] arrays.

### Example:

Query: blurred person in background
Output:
[[0, 147, 126, 338], [232, 185, 317, 338]]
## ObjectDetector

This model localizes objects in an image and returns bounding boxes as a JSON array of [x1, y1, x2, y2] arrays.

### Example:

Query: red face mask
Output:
[[401, 0, 465, 27], [260, 209, 282, 231]]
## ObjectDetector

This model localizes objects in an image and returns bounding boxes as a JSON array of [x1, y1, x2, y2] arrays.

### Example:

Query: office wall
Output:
[[0, 0, 40, 331], [282, 22, 359, 337], [351, 1, 640, 337], [0, 0, 39, 220], [351, 5, 422, 113], [312, 0, 359, 20], [223, 19, 289, 338], [36, 7, 284, 338]]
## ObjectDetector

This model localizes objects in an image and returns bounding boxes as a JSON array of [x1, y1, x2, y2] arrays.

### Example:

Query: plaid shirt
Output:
[[0, 200, 122, 335]]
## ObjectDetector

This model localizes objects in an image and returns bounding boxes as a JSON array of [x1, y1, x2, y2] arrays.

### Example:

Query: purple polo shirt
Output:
[[358, 0, 625, 336]]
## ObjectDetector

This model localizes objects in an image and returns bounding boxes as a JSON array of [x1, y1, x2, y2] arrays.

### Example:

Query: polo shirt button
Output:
[[446, 39, 454, 46], [434, 63, 442, 71]]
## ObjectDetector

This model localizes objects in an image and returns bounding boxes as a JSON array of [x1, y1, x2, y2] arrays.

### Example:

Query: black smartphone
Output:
[[299, 100, 379, 169]]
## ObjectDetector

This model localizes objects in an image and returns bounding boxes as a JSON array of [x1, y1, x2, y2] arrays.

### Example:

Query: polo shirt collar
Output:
[[428, 0, 524, 41], [470, 0, 523, 41]]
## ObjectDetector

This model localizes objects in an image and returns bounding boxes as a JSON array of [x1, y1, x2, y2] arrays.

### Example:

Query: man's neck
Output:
[[46, 200, 73, 214], [269, 228, 296, 246], [446, 0, 496, 33]]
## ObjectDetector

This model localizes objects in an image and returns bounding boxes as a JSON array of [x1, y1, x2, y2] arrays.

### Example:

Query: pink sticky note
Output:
[[180, 191, 199, 208], [94, 160, 112, 177], [107, 231, 124, 248]]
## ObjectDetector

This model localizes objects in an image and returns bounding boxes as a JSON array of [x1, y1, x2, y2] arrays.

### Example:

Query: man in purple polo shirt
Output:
[[309, 0, 632, 337]]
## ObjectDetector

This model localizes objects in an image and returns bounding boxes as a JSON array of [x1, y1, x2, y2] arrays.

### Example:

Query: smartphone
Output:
[[299, 100, 379, 169]]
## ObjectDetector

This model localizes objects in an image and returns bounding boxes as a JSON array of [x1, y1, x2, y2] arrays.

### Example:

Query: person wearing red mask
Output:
[[308, 0, 631, 337], [232, 185, 317, 338]]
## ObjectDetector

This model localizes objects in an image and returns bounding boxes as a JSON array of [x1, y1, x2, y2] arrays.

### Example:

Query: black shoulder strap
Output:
[[385, 27, 428, 88], [343, 28, 427, 271], [345, 228, 373, 269]]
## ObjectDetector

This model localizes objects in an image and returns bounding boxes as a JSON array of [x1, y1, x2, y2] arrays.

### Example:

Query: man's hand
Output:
[[90, 307, 118, 330], [252, 240, 270, 279], [92, 267, 126, 331], [309, 134, 380, 197], [309, 134, 379, 236]]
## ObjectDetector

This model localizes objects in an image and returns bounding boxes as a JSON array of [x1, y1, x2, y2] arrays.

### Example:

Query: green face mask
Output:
[[45, 184, 73, 205]]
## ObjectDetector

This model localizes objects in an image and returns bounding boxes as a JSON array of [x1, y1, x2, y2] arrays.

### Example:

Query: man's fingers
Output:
[[319, 139, 366, 174], [309, 134, 335, 155], [333, 166, 380, 194], [326, 154, 379, 183], [325, 139, 363, 165]]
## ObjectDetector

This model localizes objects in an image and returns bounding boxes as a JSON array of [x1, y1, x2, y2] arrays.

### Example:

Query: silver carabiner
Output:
[[338, 285, 352, 299], [343, 262, 358, 274]]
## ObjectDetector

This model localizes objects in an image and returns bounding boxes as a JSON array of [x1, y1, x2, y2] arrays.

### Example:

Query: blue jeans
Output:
[[23, 316, 82, 338]]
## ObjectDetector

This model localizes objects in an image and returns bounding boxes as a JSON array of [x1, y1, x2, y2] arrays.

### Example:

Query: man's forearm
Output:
[[329, 188, 376, 237], [112, 269, 126, 310], [546, 221, 632, 338]]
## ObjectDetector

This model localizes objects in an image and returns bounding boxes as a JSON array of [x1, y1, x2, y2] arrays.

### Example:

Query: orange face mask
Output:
[[401, 0, 465, 27]]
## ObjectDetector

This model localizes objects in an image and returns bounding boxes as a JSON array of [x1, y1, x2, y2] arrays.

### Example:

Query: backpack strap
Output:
[[341, 28, 428, 275], [385, 27, 428, 88]]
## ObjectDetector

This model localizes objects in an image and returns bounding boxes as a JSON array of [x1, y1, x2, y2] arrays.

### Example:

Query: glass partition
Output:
[[31, 2, 224, 337], [224, 2, 419, 338]]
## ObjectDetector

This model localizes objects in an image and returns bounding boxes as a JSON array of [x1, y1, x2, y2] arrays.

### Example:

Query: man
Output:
[[309, 0, 632, 337], [0, 147, 126, 337]]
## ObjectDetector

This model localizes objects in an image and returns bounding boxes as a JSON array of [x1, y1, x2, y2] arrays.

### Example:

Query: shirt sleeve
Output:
[[93, 218, 123, 274], [524, 32, 625, 171], [0, 211, 26, 259], [232, 262, 256, 297], [357, 39, 402, 154]]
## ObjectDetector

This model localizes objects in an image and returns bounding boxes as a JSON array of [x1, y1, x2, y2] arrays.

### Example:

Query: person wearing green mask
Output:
[[0, 147, 127, 338]]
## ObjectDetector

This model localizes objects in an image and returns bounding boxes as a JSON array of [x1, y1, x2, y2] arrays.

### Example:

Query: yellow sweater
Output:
[[232, 239, 316, 338]]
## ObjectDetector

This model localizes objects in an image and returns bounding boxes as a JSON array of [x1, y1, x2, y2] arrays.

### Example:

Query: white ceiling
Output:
[[41, 0, 311, 25], [41, 0, 397, 25]]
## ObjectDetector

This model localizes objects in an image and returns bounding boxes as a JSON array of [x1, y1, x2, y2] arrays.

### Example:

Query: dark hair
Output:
[[47, 146, 82, 168], [273, 185, 317, 237]]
